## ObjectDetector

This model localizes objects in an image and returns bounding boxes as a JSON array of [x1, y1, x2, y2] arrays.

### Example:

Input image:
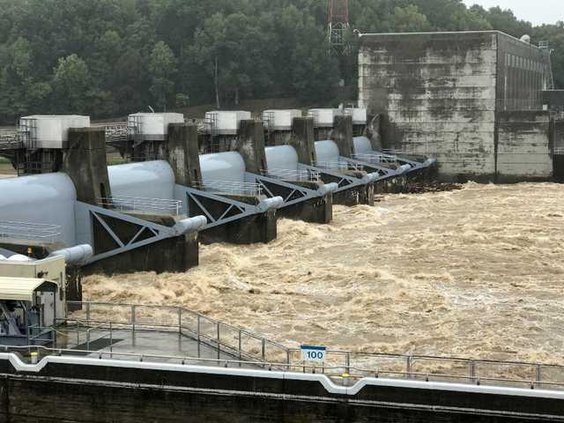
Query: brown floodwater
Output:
[[83, 183, 564, 365], [0, 163, 15, 178]]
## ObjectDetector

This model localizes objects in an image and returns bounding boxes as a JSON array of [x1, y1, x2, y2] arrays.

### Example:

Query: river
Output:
[[83, 183, 564, 365]]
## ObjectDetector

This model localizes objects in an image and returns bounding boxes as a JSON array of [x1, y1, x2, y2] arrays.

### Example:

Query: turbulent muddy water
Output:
[[0, 163, 15, 178], [83, 183, 564, 364]]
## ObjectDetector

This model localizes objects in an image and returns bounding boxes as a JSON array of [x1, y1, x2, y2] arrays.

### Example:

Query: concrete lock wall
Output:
[[0, 357, 562, 422], [358, 31, 553, 182]]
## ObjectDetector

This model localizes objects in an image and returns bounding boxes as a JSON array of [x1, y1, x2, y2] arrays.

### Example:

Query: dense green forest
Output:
[[0, 0, 562, 123]]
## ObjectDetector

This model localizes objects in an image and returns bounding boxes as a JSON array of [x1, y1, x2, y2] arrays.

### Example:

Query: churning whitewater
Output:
[[83, 183, 564, 364]]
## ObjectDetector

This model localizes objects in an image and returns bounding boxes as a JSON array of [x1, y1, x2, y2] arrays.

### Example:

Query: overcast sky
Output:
[[461, 0, 562, 26]]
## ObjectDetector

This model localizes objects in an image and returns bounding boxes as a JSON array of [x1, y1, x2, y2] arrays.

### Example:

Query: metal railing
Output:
[[0, 131, 22, 150], [197, 180, 263, 196], [57, 319, 114, 352], [0, 221, 62, 244], [315, 160, 364, 173], [382, 149, 428, 161], [2, 343, 563, 392], [265, 168, 320, 182], [351, 152, 399, 166], [97, 196, 182, 216], [59, 301, 564, 391], [101, 123, 129, 143], [66, 302, 288, 363]]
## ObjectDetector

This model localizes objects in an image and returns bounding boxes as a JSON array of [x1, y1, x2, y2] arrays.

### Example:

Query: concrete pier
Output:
[[63, 127, 112, 204], [331, 115, 355, 157], [166, 122, 278, 245], [166, 123, 202, 187], [289, 117, 317, 165], [64, 127, 200, 275], [238, 119, 333, 225]]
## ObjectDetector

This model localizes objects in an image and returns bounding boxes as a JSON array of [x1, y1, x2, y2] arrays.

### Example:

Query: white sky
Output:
[[462, 0, 563, 26]]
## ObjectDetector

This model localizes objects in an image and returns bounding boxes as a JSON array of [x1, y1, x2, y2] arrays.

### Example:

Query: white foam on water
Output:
[[83, 183, 564, 364]]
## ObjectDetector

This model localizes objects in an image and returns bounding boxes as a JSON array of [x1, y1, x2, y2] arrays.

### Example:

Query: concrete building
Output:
[[358, 31, 554, 182]]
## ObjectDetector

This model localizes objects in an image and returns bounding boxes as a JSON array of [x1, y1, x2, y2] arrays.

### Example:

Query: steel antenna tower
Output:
[[328, 0, 350, 55]]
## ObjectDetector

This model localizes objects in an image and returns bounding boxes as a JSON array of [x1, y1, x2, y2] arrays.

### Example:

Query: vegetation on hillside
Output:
[[0, 0, 561, 123]]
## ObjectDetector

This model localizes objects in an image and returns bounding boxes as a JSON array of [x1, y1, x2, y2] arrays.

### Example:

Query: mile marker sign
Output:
[[301, 345, 327, 363]]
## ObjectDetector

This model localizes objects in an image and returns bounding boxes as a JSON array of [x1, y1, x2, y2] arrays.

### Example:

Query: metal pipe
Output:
[[109, 322, 113, 358], [178, 308, 182, 335], [397, 164, 412, 175], [217, 323, 221, 360], [256, 196, 284, 213], [49, 244, 94, 265], [172, 216, 207, 236], [238, 330, 242, 365], [131, 305, 136, 336], [317, 182, 338, 195], [197, 315, 201, 359]]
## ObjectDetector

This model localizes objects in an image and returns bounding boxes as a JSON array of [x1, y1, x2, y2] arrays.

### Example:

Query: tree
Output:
[[148, 41, 177, 111], [0, 0, 561, 123], [391, 5, 430, 32], [0, 37, 51, 119], [482, 6, 532, 38], [51, 54, 92, 113]]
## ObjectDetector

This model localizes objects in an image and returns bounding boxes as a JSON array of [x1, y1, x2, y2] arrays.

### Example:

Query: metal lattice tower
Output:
[[328, 0, 350, 55], [539, 41, 555, 90]]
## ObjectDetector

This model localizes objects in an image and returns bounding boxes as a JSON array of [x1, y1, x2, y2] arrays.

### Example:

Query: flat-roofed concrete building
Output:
[[358, 31, 554, 182]]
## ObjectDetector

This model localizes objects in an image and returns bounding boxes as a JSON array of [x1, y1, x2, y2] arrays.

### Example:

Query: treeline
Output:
[[0, 0, 562, 123]]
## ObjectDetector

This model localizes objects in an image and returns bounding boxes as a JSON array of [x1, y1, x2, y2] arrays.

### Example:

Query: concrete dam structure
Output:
[[0, 110, 433, 280], [358, 30, 559, 182], [1, 27, 563, 418]]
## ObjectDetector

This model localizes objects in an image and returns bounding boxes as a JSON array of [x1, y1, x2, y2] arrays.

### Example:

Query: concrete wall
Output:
[[359, 31, 498, 180], [0, 357, 562, 422], [358, 31, 554, 182], [497, 111, 552, 181]]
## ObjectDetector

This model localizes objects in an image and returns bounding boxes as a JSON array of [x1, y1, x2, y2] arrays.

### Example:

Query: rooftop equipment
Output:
[[128, 113, 185, 141], [308, 109, 340, 128], [345, 108, 368, 126], [19, 115, 90, 149], [262, 110, 302, 131], [205, 111, 252, 135]]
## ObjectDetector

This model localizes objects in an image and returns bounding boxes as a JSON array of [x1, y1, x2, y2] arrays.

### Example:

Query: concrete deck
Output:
[[57, 328, 255, 367]]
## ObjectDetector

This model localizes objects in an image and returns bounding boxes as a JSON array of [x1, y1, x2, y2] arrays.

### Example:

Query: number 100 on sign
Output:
[[301, 345, 327, 363]]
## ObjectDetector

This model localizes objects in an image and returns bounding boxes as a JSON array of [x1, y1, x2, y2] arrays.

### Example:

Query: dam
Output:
[[0, 28, 562, 421]]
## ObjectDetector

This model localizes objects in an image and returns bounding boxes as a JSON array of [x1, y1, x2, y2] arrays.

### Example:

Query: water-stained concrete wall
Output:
[[358, 31, 553, 182], [497, 111, 552, 181]]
